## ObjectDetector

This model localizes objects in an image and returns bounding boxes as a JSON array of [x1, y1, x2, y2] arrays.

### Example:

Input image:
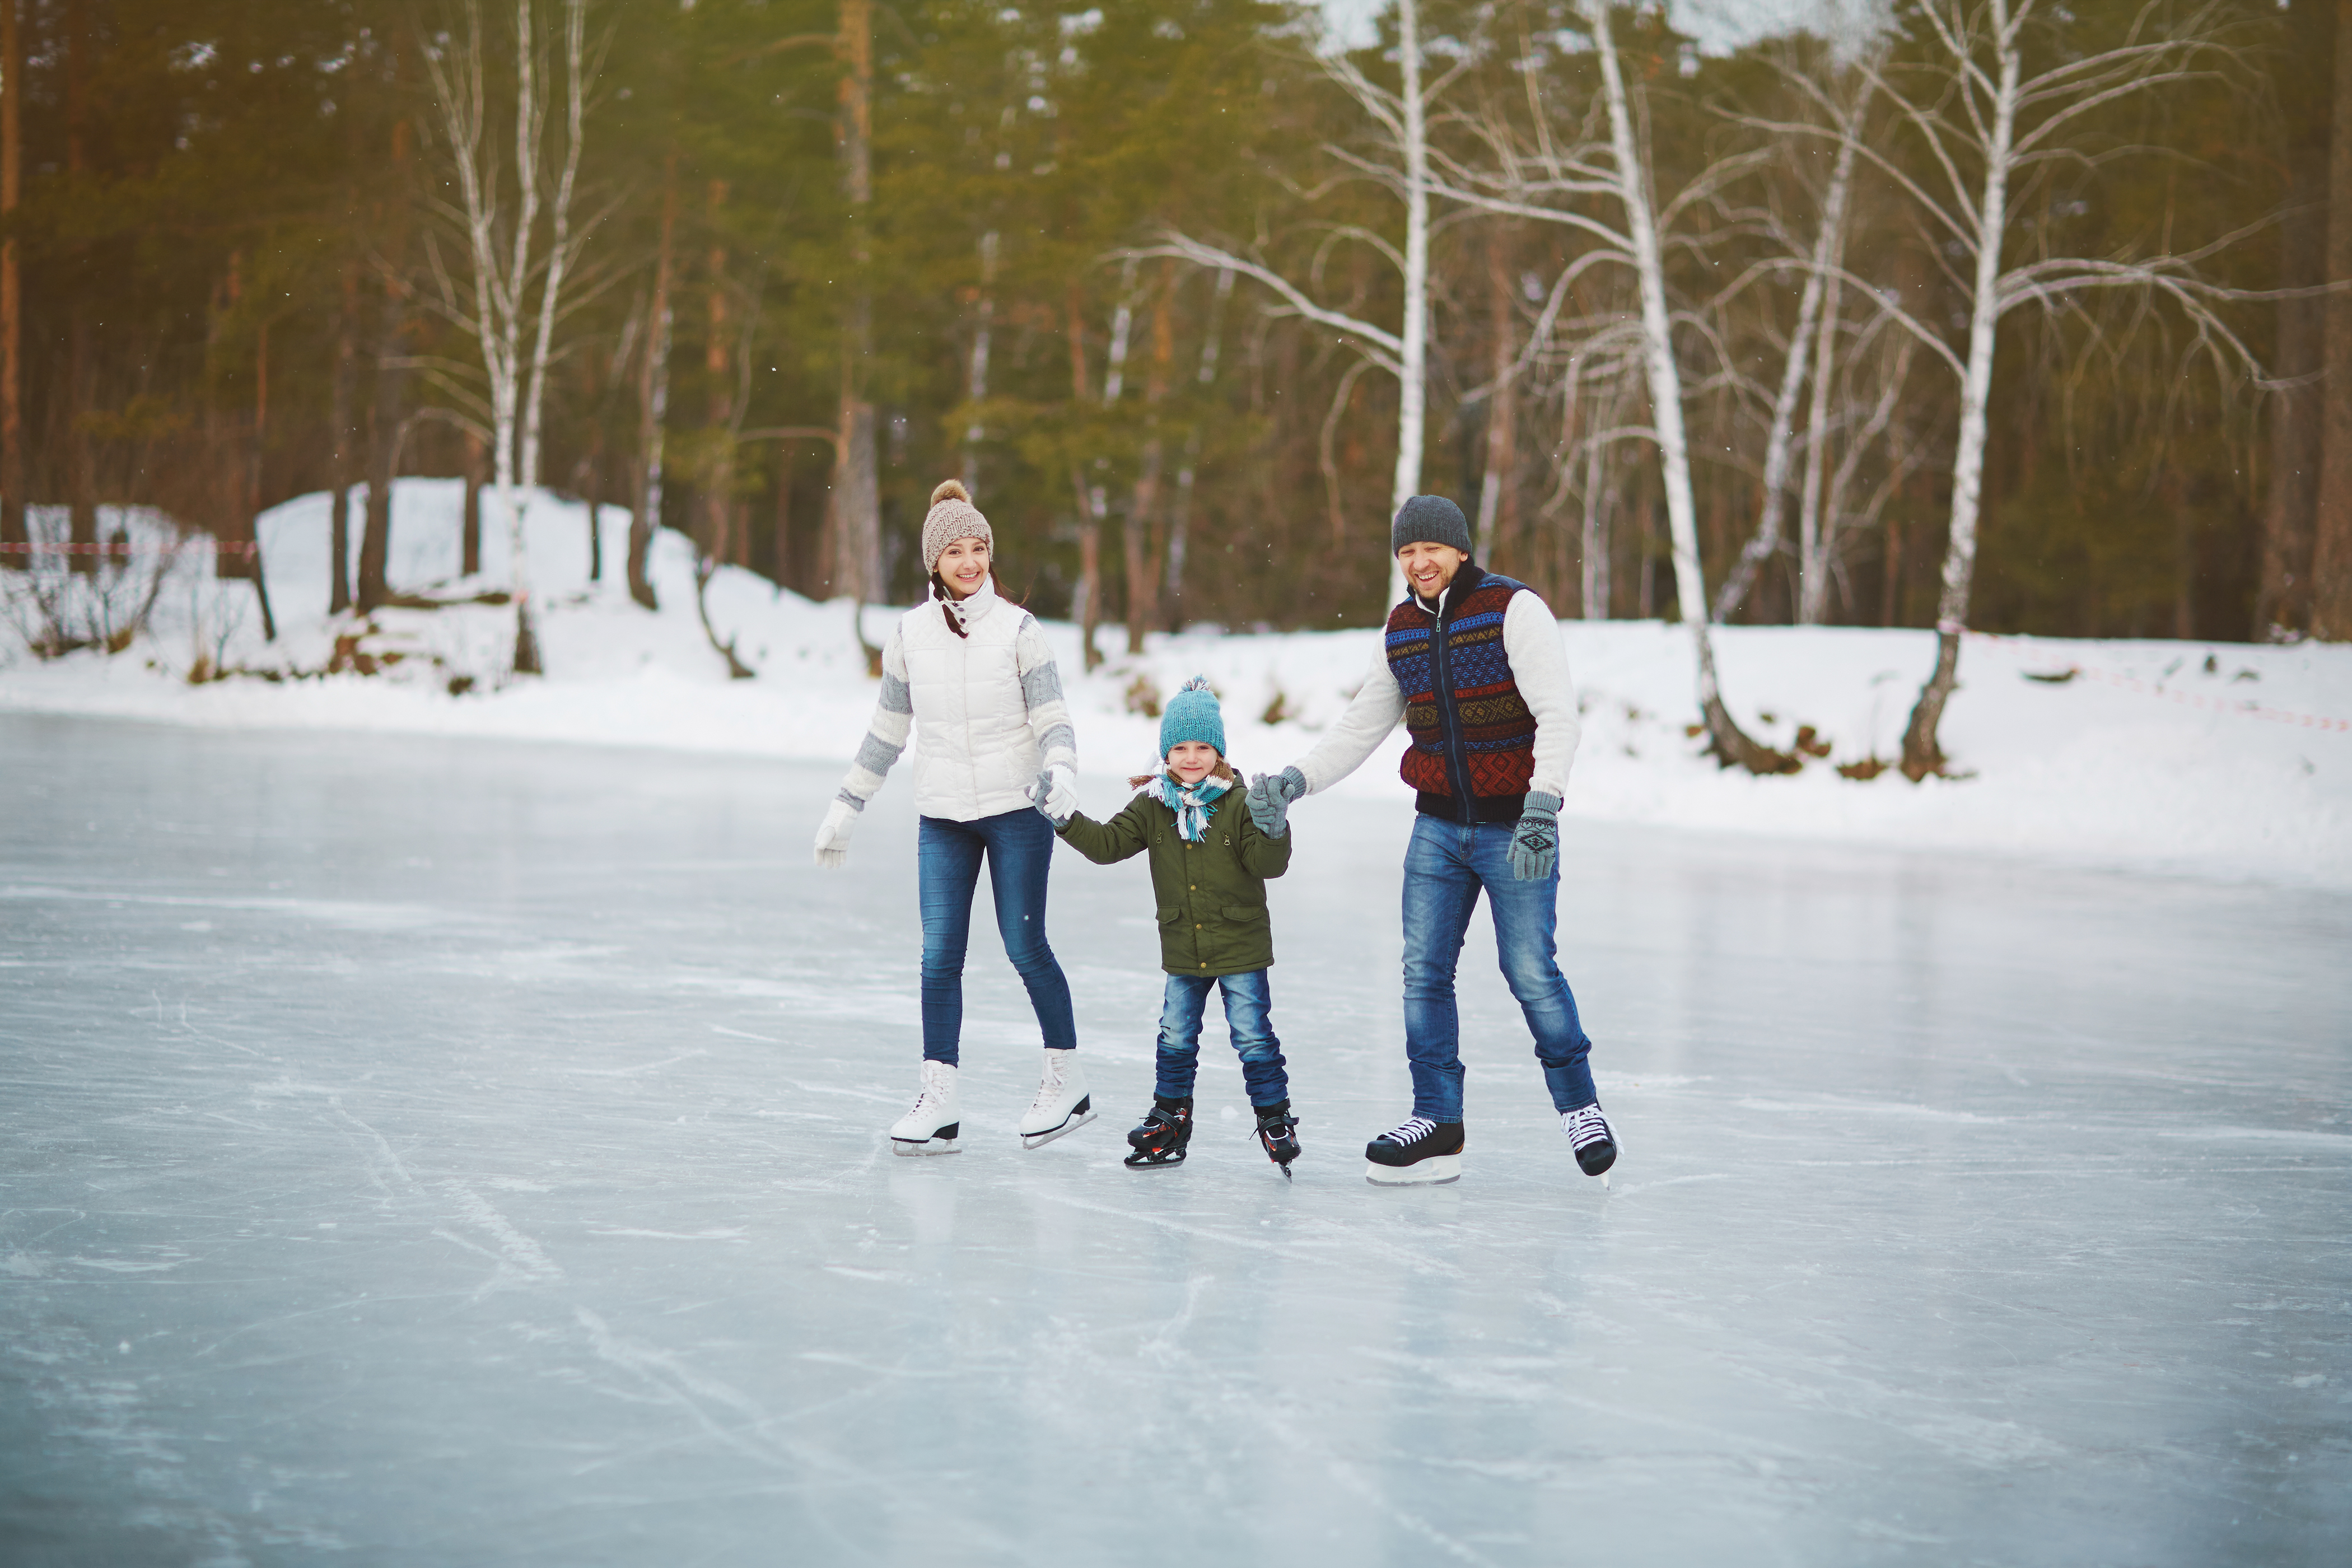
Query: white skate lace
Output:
[[1563, 1105, 1612, 1150], [1026, 1054, 1067, 1114], [1376, 1116, 1439, 1147]]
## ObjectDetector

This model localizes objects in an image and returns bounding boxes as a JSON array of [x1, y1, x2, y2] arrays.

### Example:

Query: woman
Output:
[[813, 479, 1093, 1155]]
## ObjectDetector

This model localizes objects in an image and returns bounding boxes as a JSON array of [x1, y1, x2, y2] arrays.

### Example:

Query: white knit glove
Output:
[[1026, 764, 1078, 824], [813, 799, 857, 869]]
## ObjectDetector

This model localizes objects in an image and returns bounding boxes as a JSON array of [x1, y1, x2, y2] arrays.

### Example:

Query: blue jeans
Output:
[[917, 809, 1077, 1064], [1400, 813, 1596, 1122], [1154, 969, 1289, 1105]]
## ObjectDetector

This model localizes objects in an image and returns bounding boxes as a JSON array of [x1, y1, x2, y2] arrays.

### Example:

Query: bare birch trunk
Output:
[[630, 153, 677, 612], [1580, 423, 1611, 620], [463, 428, 485, 575], [1389, 0, 1430, 608], [701, 180, 735, 568], [1717, 122, 1858, 624], [1593, 4, 1790, 772], [1901, 15, 2020, 777], [1795, 237, 1847, 625], [1474, 232, 1518, 565]]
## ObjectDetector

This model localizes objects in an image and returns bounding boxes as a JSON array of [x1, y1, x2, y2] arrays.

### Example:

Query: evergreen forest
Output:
[[3, 0, 2346, 699]]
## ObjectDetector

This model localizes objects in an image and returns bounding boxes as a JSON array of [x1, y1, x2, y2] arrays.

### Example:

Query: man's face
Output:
[[1397, 542, 1469, 601]]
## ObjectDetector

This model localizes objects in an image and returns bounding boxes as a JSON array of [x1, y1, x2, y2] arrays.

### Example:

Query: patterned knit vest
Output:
[[1384, 567, 1538, 810]]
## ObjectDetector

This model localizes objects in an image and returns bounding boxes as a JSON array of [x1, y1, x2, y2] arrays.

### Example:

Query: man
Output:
[[1245, 495, 1617, 1187]]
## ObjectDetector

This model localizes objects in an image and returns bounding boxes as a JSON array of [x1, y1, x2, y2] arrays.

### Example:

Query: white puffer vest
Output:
[[899, 584, 1041, 822]]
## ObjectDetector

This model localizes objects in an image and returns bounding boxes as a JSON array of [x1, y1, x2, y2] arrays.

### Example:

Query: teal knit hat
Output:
[[1159, 675, 1226, 758]]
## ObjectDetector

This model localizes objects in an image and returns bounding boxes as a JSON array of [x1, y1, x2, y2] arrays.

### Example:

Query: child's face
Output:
[[1166, 741, 1219, 785]]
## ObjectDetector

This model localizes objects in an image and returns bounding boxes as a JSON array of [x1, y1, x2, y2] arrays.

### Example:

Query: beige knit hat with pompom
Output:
[[920, 479, 992, 574]]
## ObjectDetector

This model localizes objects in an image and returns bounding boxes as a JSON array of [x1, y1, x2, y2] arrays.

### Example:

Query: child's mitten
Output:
[[1247, 766, 1307, 838]]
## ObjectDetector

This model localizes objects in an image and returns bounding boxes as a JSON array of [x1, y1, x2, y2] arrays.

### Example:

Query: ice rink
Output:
[[3, 713, 2347, 1566]]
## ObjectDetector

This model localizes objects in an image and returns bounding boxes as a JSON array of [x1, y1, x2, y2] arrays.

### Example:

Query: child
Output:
[[1046, 677, 1301, 1175]]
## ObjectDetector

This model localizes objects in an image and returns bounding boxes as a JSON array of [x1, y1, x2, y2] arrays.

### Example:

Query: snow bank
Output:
[[4, 481, 2348, 890]]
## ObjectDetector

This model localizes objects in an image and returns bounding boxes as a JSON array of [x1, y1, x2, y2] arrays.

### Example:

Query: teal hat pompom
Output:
[[1159, 675, 1226, 758]]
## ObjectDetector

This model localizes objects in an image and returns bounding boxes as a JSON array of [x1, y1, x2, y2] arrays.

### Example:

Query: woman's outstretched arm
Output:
[[1014, 613, 1077, 780], [814, 626, 911, 867]]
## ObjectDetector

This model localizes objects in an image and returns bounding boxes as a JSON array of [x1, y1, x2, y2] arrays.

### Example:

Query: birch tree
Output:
[[1849, 0, 2258, 776], [1143, 0, 1469, 605], [1435, 7, 1789, 769], [423, 0, 605, 676]]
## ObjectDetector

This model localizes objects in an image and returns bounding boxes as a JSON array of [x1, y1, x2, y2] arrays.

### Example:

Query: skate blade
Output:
[[1019, 1107, 1096, 1150], [1122, 1155, 1187, 1170], [1365, 1154, 1459, 1186], [891, 1137, 959, 1156]]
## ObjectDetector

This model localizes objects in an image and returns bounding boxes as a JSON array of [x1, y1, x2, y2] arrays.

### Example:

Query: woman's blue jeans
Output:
[[1155, 968, 1288, 1105], [1400, 813, 1596, 1122], [917, 809, 1077, 1063]]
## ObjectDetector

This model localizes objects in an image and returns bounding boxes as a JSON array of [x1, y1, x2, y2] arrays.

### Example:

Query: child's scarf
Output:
[[1144, 771, 1229, 843]]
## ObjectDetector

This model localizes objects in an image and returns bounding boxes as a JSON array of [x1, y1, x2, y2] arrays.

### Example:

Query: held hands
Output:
[[1508, 792, 1562, 881], [1246, 766, 1308, 839], [1028, 763, 1079, 825], [813, 799, 858, 869]]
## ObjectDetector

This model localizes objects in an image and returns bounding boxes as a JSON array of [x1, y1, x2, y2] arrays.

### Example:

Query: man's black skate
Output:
[[1124, 1096, 1193, 1170], [1363, 1116, 1464, 1186], [1253, 1101, 1301, 1178], [1562, 1103, 1617, 1176]]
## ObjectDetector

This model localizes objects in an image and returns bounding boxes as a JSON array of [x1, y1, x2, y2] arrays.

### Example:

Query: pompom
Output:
[[930, 478, 971, 507], [1178, 675, 1215, 695]]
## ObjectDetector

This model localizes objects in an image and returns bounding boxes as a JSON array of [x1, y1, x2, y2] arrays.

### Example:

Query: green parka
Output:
[[1056, 784, 1292, 977]]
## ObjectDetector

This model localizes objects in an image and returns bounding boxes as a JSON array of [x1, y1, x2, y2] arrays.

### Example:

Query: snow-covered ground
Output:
[[4, 482, 2348, 889]]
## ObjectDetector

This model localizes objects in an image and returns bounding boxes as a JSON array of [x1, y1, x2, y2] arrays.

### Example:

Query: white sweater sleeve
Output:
[[1014, 615, 1077, 774], [1292, 639, 1407, 795], [834, 624, 912, 811], [1504, 591, 1581, 799]]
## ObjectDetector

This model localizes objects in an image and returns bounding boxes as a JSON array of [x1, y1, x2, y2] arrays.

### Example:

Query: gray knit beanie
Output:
[[1391, 494, 1472, 557], [921, 479, 992, 573]]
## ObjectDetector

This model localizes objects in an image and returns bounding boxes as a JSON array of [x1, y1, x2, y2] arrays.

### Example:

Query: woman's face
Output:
[[936, 536, 991, 598], [1166, 741, 1219, 785]]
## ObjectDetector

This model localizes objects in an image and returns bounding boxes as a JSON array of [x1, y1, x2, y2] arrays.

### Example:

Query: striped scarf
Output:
[[1144, 772, 1230, 843]]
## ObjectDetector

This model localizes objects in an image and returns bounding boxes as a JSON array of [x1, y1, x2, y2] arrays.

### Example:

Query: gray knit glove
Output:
[[1247, 767, 1307, 838], [1508, 792, 1562, 881]]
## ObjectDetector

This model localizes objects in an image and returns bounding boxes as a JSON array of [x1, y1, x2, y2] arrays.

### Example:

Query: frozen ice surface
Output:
[[2, 715, 2347, 1566]]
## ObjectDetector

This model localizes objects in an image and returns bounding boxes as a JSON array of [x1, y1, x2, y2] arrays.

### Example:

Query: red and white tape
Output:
[[1961, 627, 2349, 734]]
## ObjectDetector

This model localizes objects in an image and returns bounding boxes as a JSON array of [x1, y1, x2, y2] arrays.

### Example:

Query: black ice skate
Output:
[[1363, 1116, 1464, 1186], [1123, 1096, 1193, 1170], [1562, 1103, 1618, 1177], [1253, 1101, 1301, 1179]]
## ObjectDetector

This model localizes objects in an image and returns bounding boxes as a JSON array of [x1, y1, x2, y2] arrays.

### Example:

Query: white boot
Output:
[[888, 1060, 960, 1155], [1017, 1049, 1095, 1149]]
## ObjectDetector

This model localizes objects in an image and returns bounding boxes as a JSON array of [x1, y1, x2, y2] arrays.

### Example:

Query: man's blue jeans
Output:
[[917, 809, 1077, 1063], [1155, 968, 1289, 1105], [1401, 813, 1596, 1122]]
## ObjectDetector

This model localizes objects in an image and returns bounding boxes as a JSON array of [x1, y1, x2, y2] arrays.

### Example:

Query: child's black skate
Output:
[[1254, 1101, 1301, 1178], [1124, 1096, 1192, 1170], [1363, 1116, 1464, 1186]]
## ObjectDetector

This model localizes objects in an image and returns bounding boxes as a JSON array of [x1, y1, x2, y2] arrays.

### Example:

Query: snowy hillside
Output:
[[4, 481, 2349, 890]]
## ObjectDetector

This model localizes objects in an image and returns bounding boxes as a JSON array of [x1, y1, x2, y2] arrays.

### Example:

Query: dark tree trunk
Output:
[[328, 252, 360, 614], [358, 117, 412, 614], [463, 428, 484, 577], [0, 0, 22, 557], [2306, 1, 2352, 636]]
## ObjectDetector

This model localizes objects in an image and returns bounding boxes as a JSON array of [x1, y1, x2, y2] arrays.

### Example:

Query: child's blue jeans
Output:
[[1155, 968, 1288, 1106]]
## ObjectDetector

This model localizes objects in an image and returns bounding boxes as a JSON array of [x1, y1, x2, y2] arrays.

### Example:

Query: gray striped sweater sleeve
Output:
[[1014, 615, 1077, 773], [834, 624, 912, 812]]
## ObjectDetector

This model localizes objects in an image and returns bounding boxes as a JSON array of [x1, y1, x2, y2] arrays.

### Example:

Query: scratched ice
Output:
[[2, 713, 2346, 1566]]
